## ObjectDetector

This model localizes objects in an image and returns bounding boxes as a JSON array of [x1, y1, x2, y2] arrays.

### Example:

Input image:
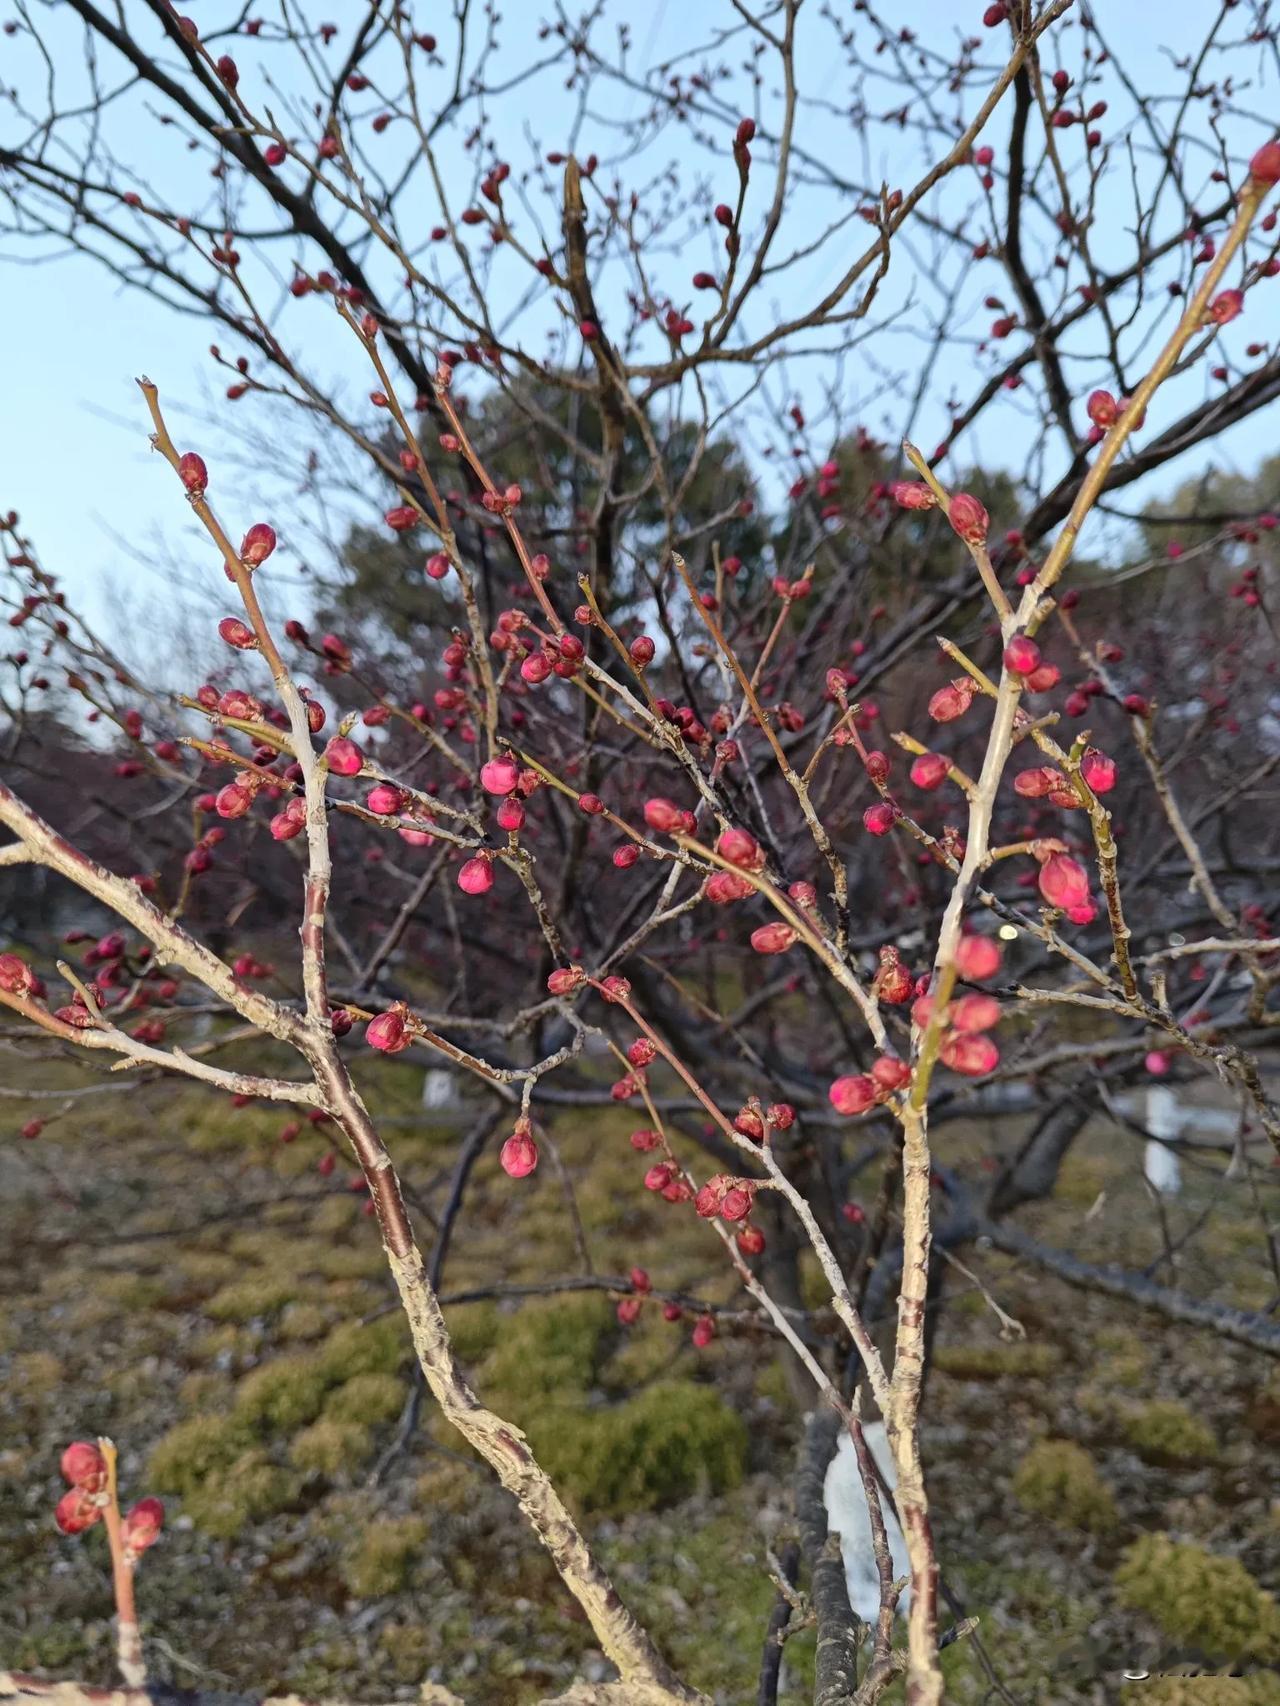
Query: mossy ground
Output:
[[0, 1053, 1277, 1701]]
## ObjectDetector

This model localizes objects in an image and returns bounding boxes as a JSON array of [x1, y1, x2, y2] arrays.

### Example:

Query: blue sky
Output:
[[3, 2, 1278, 647]]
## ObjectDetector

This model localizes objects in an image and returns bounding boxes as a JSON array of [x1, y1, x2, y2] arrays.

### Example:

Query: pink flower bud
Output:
[[928, 678, 976, 722], [829, 1074, 876, 1115], [1038, 851, 1090, 910], [123, 1497, 164, 1556], [1081, 748, 1116, 793], [1086, 390, 1118, 429], [457, 855, 494, 895], [324, 737, 363, 776], [61, 1441, 107, 1491], [643, 797, 684, 833], [1250, 139, 1280, 183], [215, 782, 252, 819], [366, 784, 402, 815], [871, 1056, 911, 1091], [177, 452, 208, 494], [691, 1316, 716, 1348], [1209, 288, 1244, 325], [910, 752, 950, 791], [629, 635, 656, 667], [1024, 663, 1060, 693], [716, 827, 763, 870], [951, 993, 1001, 1033], [940, 1032, 999, 1076], [954, 933, 1001, 980], [616, 1296, 643, 1326], [707, 871, 753, 904], [0, 953, 36, 995], [947, 492, 989, 546], [863, 801, 898, 835], [750, 922, 797, 955], [55, 1490, 101, 1535], [480, 756, 520, 795], [218, 616, 257, 650], [239, 523, 276, 566], [366, 1009, 410, 1052], [1003, 635, 1041, 675], [385, 505, 418, 531], [547, 966, 585, 995], [891, 481, 937, 511], [501, 1125, 539, 1178]]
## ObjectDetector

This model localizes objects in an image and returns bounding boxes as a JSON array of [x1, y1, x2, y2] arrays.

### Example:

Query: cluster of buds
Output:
[[55, 1440, 163, 1566]]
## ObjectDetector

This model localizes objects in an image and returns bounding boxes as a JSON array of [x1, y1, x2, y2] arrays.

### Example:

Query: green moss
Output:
[[278, 1301, 333, 1342], [325, 1371, 405, 1426], [148, 1412, 256, 1496], [531, 1380, 747, 1515], [9, 1350, 63, 1396], [1012, 1440, 1117, 1534], [177, 1249, 244, 1287], [1092, 1326, 1153, 1391], [933, 1340, 1061, 1380], [1120, 1399, 1218, 1464], [313, 1194, 362, 1234], [234, 1353, 333, 1433], [317, 1316, 412, 1382], [181, 1449, 303, 1539], [444, 1301, 500, 1364], [1115, 1535, 1280, 1660], [378, 1622, 433, 1684], [205, 1276, 299, 1322], [482, 1295, 611, 1402], [1129, 1679, 1280, 1705], [340, 1514, 429, 1597], [307, 1243, 388, 1281], [290, 1417, 375, 1475]]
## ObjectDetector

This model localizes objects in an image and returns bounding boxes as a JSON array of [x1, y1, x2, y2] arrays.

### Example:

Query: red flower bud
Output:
[[629, 635, 656, 667], [1250, 139, 1280, 184], [324, 737, 363, 776], [1003, 635, 1041, 675], [500, 1124, 538, 1178], [716, 827, 763, 870], [750, 922, 797, 955], [829, 1074, 876, 1115], [928, 678, 976, 721], [385, 505, 418, 532], [954, 933, 1001, 980], [1038, 851, 1090, 910], [239, 523, 276, 566], [61, 1441, 107, 1492], [643, 797, 684, 834], [940, 1032, 999, 1076], [122, 1497, 164, 1557], [457, 855, 494, 895], [55, 1490, 101, 1535], [366, 1008, 410, 1052], [863, 801, 898, 835], [947, 492, 989, 545], [480, 756, 519, 795], [366, 783, 402, 815], [218, 616, 257, 650], [1080, 748, 1116, 793], [871, 1056, 912, 1091], [177, 452, 208, 495], [0, 953, 36, 995], [890, 481, 937, 511], [951, 993, 1001, 1033], [910, 752, 950, 791]]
